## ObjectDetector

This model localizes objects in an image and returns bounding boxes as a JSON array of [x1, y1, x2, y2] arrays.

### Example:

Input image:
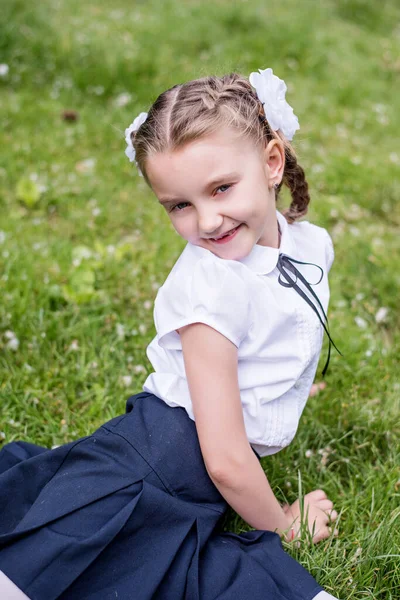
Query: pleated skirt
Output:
[[0, 391, 337, 600]]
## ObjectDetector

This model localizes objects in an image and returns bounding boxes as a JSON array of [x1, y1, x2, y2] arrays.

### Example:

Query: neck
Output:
[[258, 217, 280, 249]]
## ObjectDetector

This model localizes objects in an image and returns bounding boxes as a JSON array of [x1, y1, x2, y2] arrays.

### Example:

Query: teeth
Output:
[[214, 227, 236, 241]]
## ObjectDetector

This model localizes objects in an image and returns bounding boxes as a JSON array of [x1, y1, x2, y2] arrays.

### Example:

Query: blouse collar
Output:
[[238, 210, 296, 275]]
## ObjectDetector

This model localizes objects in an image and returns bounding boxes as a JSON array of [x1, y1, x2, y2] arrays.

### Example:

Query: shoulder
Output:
[[160, 243, 249, 299], [154, 244, 251, 349], [289, 219, 334, 272]]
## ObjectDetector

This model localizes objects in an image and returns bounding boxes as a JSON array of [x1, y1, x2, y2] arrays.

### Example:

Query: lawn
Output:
[[0, 0, 399, 597]]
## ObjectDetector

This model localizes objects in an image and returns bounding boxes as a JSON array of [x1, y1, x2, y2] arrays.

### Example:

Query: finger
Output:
[[315, 489, 328, 500], [318, 511, 330, 525], [329, 510, 338, 521], [312, 527, 330, 544], [316, 499, 334, 511], [328, 527, 339, 537], [308, 489, 327, 501]]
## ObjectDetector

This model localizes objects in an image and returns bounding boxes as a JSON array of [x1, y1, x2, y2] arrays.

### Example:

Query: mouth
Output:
[[209, 224, 242, 244]]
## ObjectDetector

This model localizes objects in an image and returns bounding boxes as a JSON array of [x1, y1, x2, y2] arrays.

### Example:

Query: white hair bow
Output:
[[124, 111, 148, 176], [249, 68, 299, 141]]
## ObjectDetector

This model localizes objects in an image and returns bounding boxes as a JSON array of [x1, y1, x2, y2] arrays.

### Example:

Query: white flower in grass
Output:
[[116, 323, 125, 340], [375, 307, 389, 323], [349, 226, 360, 237], [4, 330, 19, 351], [124, 112, 148, 176], [0, 64, 9, 77], [115, 92, 132, 108], [354, 316, 368, 329], [0, 231, 6, 244], [133, 364, 146, 374], [75, 158, 96, 174], [68, 339, 79, 351], [249, 68, 300, 140], [121, 375, 133, 387]]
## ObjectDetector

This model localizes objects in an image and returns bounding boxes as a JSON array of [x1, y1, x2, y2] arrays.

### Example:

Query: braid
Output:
[[257, 107, 309, 223], [132, 70, 309, 217], [280, 148, 310, 223]]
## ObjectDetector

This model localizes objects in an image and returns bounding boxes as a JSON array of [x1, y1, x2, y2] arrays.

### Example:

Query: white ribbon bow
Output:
[[249, 68, 299, 141], [124, 111, 148, 176]]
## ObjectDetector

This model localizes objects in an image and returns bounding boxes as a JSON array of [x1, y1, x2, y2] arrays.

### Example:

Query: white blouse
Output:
[[143, 210, 334, 457]]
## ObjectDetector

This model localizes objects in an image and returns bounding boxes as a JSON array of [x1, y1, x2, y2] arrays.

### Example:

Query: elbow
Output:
[[207, 450, 250, 487]]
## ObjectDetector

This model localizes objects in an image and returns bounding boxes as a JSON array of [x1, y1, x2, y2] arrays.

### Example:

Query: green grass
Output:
[[1, 0, 399, 596]]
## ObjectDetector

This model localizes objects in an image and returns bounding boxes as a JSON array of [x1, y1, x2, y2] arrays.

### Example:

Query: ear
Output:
[[264, 139, 285, 188]]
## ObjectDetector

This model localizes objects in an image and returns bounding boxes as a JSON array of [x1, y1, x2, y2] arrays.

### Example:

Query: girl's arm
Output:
[[179, 322, 292, 536]]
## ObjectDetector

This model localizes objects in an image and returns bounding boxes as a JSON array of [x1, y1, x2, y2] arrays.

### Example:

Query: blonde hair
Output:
[[132, 73, 310, 223]]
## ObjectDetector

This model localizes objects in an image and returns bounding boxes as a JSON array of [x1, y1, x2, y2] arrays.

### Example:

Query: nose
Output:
[[198, 209, 223, 237]]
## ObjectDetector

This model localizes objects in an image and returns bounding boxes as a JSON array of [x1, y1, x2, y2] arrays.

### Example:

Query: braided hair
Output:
[[132, 73, 310, 223]]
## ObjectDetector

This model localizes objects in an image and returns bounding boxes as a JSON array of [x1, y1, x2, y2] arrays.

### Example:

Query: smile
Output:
[[209, 224, 242, 244]]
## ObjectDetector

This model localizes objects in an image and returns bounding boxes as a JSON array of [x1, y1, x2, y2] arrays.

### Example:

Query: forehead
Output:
[[146, 126, 257, 197]]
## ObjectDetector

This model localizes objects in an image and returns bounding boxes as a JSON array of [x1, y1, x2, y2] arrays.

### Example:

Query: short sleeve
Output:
[[154, 256, 251, 350], [323, 229, 335, 273]]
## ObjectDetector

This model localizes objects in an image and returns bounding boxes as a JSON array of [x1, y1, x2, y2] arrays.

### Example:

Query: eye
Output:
[[215, 184, 231, 194], [170, 202, 189, 212]]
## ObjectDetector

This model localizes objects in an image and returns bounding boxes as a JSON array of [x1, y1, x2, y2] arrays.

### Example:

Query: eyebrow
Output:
[[158, 172, 240, 205]]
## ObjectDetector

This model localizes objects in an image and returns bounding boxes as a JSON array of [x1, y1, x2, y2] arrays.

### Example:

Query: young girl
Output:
[[0, 67, 340, 600]]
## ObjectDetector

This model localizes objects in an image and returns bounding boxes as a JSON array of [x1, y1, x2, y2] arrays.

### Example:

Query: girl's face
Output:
[[146, 125, 284, 261]]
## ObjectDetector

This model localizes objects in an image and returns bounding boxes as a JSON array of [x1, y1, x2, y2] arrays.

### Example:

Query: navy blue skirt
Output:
[[0, 392, 327, 600]]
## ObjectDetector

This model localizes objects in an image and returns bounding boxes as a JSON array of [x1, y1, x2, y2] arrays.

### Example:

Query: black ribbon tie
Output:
[[276, 253, 342, 376]]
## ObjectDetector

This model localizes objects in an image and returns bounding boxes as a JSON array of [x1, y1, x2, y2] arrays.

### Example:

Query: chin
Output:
[[216, 245, 253, 262]]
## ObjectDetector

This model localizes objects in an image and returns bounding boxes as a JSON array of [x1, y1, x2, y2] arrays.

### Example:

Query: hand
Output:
[[282, 489, 338, 544]]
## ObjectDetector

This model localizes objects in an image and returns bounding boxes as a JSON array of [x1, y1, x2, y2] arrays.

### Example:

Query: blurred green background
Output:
[[1, 0, 399, 596]]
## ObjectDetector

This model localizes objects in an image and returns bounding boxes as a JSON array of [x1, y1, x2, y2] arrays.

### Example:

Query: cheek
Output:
[[170, 215, 194, 239], [247, 206, 261, 219]]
